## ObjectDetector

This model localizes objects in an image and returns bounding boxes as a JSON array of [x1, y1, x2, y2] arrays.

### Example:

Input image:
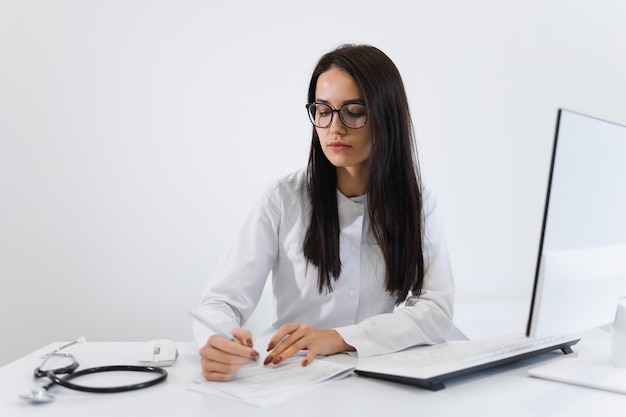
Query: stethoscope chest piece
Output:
[[19, 388, 55, 403]]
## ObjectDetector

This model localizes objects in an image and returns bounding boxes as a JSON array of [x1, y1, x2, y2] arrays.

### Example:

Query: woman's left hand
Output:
[[264, 324, 355, 367]]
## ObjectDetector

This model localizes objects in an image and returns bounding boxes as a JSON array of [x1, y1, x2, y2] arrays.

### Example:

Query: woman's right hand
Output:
[[198, 328, 259, 381]]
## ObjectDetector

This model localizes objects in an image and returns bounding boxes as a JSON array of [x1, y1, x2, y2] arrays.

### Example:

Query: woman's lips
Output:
[[327, 141, 351, 151]]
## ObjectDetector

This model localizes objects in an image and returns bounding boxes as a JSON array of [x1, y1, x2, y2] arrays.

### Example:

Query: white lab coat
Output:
[[193, 169, 454, 357]]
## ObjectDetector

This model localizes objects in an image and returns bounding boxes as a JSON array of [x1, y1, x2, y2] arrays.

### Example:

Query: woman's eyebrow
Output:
[[314, 98, 366, 105]]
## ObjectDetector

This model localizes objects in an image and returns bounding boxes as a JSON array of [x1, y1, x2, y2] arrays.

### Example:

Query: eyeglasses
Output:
[[306, 102, 367, 129]]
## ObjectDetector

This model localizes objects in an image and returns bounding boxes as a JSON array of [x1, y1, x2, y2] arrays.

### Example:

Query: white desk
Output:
[[1, 333, 624, 417]]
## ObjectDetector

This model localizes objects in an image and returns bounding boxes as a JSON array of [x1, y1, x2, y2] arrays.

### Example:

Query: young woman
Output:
[[194, 44, 454, 381]]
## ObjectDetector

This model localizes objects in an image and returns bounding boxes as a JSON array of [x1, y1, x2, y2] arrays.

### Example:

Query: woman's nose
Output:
[[329, 112, 346, 134]]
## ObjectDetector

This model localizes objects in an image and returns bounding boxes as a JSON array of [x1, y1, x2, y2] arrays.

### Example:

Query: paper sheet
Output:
[[189, 357, 355, 407]]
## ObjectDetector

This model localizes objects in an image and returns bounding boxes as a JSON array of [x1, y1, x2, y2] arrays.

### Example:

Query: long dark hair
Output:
[[303, 44, 425, 305]]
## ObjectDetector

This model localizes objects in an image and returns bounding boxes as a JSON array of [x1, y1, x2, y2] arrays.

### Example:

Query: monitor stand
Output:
[[527, 298, 626, 394]]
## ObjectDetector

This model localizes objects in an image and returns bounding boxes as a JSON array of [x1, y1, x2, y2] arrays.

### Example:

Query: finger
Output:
[[203, 335, 259, 361], [201, 344, 253, 367], [231, 328, 254, 347], [270, 336, 309, 365], [210, 334, 255, 356], [202, 369, 233, 382], [266, 324, 300, 351], [301, 350, 318, 367], [201, 354, 245, 373], [264, 328, 308, 365], [199, 339, 258, 381], [201, 357, 242, 381]]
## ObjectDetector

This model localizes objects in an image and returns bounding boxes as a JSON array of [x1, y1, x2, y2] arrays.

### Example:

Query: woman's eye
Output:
[[346, 109, 365, 119], [344, 104, 366, 117]]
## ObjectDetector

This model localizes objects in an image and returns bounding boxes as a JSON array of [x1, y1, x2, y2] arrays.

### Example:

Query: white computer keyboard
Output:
[[367, 334, 566, 368], [355, 333, 580, 390]]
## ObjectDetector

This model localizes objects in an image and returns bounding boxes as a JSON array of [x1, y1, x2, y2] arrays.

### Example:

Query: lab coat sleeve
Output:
[[333, 185, 455, 357], [193, 181, 282, 348]]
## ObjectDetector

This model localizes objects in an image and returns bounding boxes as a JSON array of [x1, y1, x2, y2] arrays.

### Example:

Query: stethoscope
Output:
[[20, 337, 167, 403]]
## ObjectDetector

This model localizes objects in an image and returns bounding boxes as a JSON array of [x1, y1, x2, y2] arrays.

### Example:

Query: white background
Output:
[[1, 0, 625, 365]]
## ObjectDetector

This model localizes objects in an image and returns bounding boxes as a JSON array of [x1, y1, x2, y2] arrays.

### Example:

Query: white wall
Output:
[[1, 0, 625, 365]]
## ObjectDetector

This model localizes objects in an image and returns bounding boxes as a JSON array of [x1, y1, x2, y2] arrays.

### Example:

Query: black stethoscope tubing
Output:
[[35, 364, 167, 394]]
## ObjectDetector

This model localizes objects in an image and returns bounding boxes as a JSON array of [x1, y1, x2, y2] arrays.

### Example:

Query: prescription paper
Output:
[[189, 357, 355, 407]]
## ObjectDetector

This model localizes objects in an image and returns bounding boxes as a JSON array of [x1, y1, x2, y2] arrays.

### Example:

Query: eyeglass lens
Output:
[[307, 103, 367, 129]]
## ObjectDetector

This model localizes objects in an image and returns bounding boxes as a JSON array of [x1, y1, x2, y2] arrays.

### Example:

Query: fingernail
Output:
[[251, 350, 260, 358], [273, 356, 282, 365], [264, 356, 273, 366], [301, 359, 309, 367], [267, 342, 275, 351], [246, 339, 253, 347]]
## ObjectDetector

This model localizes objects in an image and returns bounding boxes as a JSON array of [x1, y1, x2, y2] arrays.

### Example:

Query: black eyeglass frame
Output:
[[305, 102, 368, 129]]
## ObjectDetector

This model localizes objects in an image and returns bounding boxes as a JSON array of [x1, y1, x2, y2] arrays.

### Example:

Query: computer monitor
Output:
[[527, 109, 626, 338]]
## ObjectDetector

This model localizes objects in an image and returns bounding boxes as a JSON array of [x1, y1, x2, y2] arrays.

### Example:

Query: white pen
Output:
[[188, 310, 239, 342], [188, 310, 259, 362]]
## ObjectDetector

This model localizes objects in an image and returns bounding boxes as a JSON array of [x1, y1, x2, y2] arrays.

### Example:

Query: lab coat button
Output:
[[348, 289, 356, 297]]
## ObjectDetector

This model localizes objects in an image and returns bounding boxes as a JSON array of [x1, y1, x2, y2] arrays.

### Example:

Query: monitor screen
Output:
[[527, 109, 626, 337]]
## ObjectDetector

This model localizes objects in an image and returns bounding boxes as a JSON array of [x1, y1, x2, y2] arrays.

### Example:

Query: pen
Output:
[[188, 310, 240, 342], [188, 310, 259, 363]]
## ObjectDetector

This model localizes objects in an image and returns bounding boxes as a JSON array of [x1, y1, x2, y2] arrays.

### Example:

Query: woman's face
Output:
[[314, 66, 371, 174]]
